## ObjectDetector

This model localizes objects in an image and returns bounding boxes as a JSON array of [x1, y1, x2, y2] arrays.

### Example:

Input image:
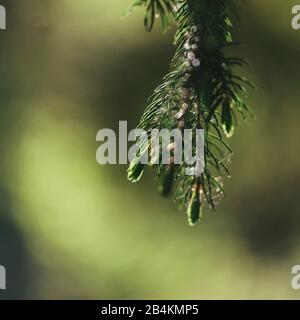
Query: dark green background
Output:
[[0, 0, 299, 299]]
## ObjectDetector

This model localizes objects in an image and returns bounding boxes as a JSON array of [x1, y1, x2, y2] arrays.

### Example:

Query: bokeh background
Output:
[[0, 0, 299, 299]]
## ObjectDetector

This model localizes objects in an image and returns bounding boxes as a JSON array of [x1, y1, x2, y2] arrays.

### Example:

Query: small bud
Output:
[[184, 43, 191, 50], [192, 59, 201, 67], [182, 103, 189, 111], [187, 186, 202, 226], [127, 160, 144, 183], [187, 51, 196, 60], [175, 109, 185, 120]]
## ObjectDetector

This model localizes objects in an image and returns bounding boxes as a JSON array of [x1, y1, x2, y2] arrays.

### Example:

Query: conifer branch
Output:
[[127, 0, 254, 225]]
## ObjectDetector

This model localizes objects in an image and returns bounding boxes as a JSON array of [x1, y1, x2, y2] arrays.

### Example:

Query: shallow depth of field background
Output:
[[0, 0, 299, 299]]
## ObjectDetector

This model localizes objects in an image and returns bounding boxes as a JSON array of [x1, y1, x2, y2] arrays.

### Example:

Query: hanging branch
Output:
[[127, 0, 254, 225]]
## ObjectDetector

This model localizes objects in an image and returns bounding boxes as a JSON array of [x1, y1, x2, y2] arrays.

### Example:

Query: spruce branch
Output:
[[127, 0, 254, 225]]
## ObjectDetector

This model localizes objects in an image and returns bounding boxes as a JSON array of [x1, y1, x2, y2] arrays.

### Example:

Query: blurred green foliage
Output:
[[0, 0, 300, 299]]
